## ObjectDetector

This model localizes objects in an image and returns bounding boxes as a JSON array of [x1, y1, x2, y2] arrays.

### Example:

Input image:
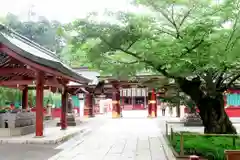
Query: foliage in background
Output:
[[3, 13, 65, 58], [0, 87, 33, 107], [0, 13, 67, 104]]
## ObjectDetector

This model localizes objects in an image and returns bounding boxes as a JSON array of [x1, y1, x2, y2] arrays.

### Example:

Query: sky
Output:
[[0, 0, 140, 22]]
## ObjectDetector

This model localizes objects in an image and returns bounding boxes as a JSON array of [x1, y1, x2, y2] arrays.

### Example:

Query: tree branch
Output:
[[126, 38, 139, 50], [180, 35, 205, 57], [214, 65, 228, 88], [156, 27, 177, 38], [148, 0, 181, 39], [179, 8, 193, 27], [227, 74, 240, 87], [225, 4, 240, 51], [219, 73, 240, 92], [115, 60, 142, 64], [202, 72, 216, 93], [221, 73, 236, 83], [99, 36, 142, 59], [99, 36, 174, 78], [168, 4, 180, 38]]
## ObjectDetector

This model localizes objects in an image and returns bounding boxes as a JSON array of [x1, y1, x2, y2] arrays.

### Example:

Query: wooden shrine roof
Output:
[[0, 24, 90, 87], [98, 74, 167, 87], [73, 67, 100, 85]]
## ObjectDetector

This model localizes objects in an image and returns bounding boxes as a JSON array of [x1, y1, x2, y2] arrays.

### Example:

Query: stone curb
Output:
[[0, 128, 87, 144], [159, 133, 176, 160]]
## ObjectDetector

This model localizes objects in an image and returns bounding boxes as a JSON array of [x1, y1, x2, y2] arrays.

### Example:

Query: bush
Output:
[[170, 132, 240, 160]]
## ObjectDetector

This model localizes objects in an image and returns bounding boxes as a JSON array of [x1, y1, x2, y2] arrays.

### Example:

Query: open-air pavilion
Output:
[[0, 24, 91, 137]]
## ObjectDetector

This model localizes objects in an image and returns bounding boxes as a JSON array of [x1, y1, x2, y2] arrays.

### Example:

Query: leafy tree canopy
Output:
[[64, 0, 240, 94], [3, 13, 64, 58]]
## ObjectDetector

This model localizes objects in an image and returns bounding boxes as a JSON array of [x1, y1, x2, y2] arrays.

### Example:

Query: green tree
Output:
[[65, 0, 240, 134], [4, 13, 64, 58], [1, 14, 64, 106]]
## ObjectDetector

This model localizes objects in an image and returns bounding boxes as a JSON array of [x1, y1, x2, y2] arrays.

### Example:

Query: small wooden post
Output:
[[170, 127, 174, 141], [166, 122, 168, 136], [180, 132, 184, 156], [233, 135, 236, 149]]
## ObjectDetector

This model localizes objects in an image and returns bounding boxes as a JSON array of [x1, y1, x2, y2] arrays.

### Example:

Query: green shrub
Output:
[[170, 132, 240, 160]]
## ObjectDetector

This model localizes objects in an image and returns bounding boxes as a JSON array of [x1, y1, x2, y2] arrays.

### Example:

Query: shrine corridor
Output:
[[49, 112, 167, 160]]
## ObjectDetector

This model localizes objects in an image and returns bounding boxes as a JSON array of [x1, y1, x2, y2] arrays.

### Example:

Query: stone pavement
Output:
[[0, 116, 92, 144], [0, 115, 107, 160], [49, 116, 167, 160]]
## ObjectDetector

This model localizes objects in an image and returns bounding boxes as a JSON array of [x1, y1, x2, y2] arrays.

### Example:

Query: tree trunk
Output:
[[198, 96, 236, 134], [177, 77, 237, 134]]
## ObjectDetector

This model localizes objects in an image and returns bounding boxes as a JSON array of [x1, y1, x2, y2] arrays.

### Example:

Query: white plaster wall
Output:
[[79, 100, 84, 117]]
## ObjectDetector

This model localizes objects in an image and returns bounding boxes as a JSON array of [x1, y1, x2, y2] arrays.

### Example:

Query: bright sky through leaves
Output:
[[0, 0, 141, 22]]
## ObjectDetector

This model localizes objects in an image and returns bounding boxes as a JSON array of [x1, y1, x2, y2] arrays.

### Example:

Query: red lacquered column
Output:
[[35, 71, 44, 137]]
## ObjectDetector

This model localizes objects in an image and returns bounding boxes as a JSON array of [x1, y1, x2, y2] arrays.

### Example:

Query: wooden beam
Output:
[[0, 78, 63, 87], [0, 68, 33, 75], [0, 80, 34, 85], [45, 77, 63, 87]]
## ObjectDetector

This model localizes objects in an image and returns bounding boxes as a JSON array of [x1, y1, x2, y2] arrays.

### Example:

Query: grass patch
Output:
[[170, 132, 240, 160]]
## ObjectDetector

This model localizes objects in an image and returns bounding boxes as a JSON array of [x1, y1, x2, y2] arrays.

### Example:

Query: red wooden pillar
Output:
[[22, 87, 28, 110], [112, 83, 121, 118], [148, 92, 152, 117], [89, 93, 95, 117], [35, 71, 44, 137], [155, 98, 158, 117], [84, 93, 94, 117], [61, 87, 68, 130], [149, 89, 157, 118], [121, 96, 125, 110]]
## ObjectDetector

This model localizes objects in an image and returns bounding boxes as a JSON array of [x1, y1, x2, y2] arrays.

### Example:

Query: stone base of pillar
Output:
[[150, 111, 157, 118], [84, 115, 95, 118], [44, 115, 52, 120], [56, 113, 76, 127], [84, 108, 94, 118], [66, 114, 76, 126], [112, 111, 121, 118]]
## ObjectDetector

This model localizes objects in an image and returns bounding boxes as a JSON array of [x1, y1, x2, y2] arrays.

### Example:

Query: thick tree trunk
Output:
[[198, 96, 236, 134], [177, 78, 237, 134]]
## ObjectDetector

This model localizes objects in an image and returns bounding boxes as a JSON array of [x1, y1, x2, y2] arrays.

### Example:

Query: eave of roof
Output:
[[73, 69, 100, 85], [0, 24, 91, 84]]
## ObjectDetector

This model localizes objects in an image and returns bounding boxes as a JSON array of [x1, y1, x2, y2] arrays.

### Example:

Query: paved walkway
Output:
[[49, 116, 167, 160]]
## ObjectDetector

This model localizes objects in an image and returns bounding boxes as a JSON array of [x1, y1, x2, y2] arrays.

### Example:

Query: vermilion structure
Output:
[[0, 24, 90, 136]]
